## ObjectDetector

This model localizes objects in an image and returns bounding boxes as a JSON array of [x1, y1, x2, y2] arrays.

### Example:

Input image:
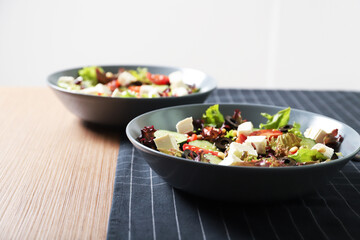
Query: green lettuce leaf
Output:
[[259, 107, 291, 129], [288, 122, 302, 138], [128, 67, 151, 84], [78, 66, 103, 86], [202, 104, 225, 128], [225, 130, 237, 140], [289, 148, 327, 163]]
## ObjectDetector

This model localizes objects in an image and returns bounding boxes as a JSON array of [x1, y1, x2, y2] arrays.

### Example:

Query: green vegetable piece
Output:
[[203, 154, 222, 164], [289, 148, 327, 163], [225, 130, 237, 140], [78, 66, 103, 86], [288, 122, 303, 138], [57, 78, 80, 91], [154, 130, 188, 144], [276, 133, 302, 149], [119, 90, 137, 98], [188, 140, 219, 151], [300, 138, 316, 149], [259, 107, 291, 129], [128, 67, 151, 84], [202, 104, 225, 128]]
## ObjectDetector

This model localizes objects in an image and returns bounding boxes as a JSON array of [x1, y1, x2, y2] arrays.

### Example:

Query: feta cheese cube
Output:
[[304, 127, 328, 143], [154, 134, 179, 151], [140, 85, 159, 98], [245, 136, 267, 154], [169, 71, 186, 88], [81, 84, 111, 96], [117, 71, 137, 86], [58, 76, 75, 84], [172, 87, 189, 96], [219, 153, 241, 166], [219, 142, 257, 166], [237, 121, 253, 136], [311, 143, 334, 159], [176, 117, 194, 134], [81, 87, 98, 95]]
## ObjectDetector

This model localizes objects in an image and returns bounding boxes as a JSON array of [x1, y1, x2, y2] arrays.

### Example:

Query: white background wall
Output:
[[0, 0, 359, 90]]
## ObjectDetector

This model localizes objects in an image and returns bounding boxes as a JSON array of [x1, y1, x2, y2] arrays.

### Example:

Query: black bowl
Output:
[[126, 103, 360, 202], [47, 65, 216, 126]]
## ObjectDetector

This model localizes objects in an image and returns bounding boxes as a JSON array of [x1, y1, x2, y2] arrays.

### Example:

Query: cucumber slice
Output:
[[300, 138, 316, 149], [188, 140, 219, 151], [154, 130, 188, 144], [203, 154, 222, 164]]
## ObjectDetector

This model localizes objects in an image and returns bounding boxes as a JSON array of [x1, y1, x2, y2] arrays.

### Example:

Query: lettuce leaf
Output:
[[128, 67, 151, 84], [259, 107, 291, 129], [202, 104, 225, 128], [78, 66, 103, 86], [289, 148, 327, 163], [288, 122, 302, 138], [225, 129, 237, 140]]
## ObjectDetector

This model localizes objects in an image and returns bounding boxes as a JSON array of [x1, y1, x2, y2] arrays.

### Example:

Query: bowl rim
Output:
[[126, 102, 360, 171], [46, 64, 217, 100]]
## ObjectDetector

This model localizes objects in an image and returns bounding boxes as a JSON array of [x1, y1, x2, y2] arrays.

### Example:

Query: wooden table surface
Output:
[[0, 87, 120, 239]]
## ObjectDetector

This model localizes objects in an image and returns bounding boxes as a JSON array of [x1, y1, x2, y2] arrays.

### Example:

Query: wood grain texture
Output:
[[0, 87, 120, 239]]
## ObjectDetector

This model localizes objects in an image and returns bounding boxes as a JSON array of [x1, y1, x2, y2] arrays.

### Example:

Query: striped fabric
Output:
[[107, 90, 360, 240]]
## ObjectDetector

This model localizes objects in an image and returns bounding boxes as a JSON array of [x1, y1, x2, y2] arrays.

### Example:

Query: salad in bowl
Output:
[[47, 65, 216, 126], [57, 66, 199, 98], [127, 103, 360, 201], [138, 105, 344, 167]]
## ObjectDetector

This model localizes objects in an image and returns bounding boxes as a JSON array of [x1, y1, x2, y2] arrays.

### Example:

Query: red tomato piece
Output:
[[182, 144, 220, 157], [187, 134, 198, 142], [128, 85, 141, 93], [106, 80, 118, 92], [147, 72, 170, 85], [236, 134, 247, 143]]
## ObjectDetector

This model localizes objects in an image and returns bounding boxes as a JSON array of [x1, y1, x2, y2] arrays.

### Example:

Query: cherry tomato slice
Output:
[[147, 72, 170, 85], [187, 134, 198, 142], [106, 80, 119, 91], [182, 144, 221, 157], [249, 129, 283, 139], [236, 134, 247, 143], [128, 85, 141, 93]]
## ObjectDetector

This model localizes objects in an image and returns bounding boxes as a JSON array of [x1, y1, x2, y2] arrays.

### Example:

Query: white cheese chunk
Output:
[[81, 83, 111, 96], [311, 143, 334, 159], [80, 87, 98, 95], [96, 84, 111, 95], [245, 136, 267, 154], [304, 127, 328, 143], [237, 121, 253, 136], [154, 134, 179, 151], [139, 85, 160, 98], [219, 153, 241, 166], [169, 71, 186, 88], [172, 87, 189, 97], [176, 117, 194, 134], [117, 71, 137, 86], [58, 76, 75, 84], [219, 142, 257, 166]]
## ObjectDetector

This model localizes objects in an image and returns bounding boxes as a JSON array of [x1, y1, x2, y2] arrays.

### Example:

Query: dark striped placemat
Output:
[[107, 90, 360, 240]]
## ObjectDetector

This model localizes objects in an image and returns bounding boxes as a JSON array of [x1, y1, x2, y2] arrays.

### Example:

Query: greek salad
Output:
[[57, 66, 199, 98], [138, 105, 344, 167]]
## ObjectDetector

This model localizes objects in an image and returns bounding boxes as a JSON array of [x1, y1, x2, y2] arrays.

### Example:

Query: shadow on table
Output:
[[79, 120, 125, 143]]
